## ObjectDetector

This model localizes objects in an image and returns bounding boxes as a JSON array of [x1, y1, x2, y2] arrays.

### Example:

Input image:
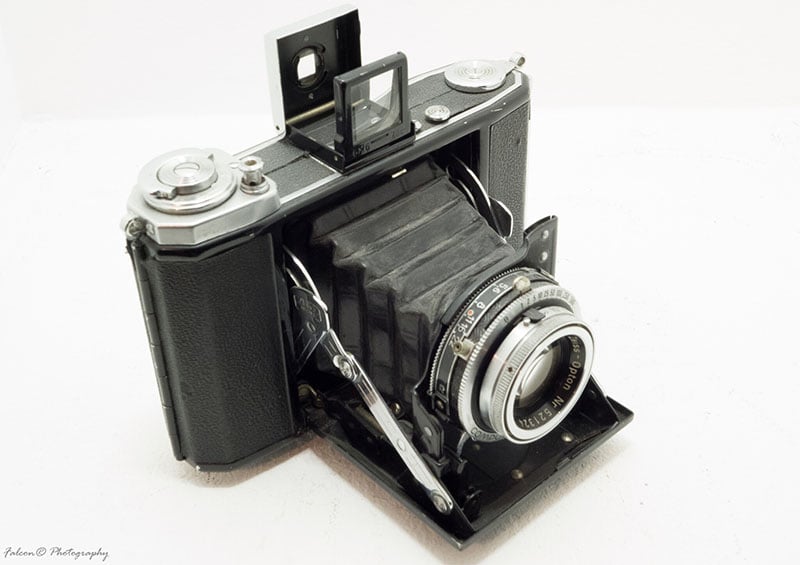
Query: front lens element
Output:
[[479, 307, 594, 444], [515, 341, 561, 410]]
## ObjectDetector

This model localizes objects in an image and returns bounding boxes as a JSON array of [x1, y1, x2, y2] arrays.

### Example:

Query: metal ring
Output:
[[479, 307, 594, 443], [455, 282, 580, 442], [139, 148, 238, 215], [156, 154, 218, 195], [429, 269, 530, 409]]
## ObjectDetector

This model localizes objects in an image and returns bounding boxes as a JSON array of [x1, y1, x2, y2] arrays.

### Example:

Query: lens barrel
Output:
[[430, 268, 594, 444], [478, 306, 593, 443]]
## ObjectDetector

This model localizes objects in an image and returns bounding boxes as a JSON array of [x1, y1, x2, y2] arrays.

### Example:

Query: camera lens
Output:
[[478, 307, 593, 444], [430, 269, 594, 445], [516, 342, 561, 410]]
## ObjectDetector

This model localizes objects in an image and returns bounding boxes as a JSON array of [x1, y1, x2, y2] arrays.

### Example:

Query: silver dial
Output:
[[139, 148, 237, 215], [444, 58, 518, 93]]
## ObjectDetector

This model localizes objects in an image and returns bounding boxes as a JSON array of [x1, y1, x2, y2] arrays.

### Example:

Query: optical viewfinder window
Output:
[[350, 69, 401, 145]]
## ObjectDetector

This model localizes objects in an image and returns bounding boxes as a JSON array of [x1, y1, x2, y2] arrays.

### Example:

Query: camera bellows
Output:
[[295, 159, 518, 406]]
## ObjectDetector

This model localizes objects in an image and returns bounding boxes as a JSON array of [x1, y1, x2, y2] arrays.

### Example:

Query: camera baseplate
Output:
[[304, 370, 632, 548]]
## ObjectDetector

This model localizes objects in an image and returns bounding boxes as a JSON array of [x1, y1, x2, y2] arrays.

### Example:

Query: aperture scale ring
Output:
[[429, 269, 546, 403]]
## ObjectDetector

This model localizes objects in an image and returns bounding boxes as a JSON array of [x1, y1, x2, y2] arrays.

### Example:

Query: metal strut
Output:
[[284, 247, 455, 514]]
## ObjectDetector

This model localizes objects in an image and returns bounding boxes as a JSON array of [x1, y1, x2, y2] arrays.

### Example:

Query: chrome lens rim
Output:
[[455, 281, 573, 443], [479, 307, 594, 443]]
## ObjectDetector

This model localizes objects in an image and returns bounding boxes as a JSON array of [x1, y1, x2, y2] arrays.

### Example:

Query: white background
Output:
[[1, 1, 799, 564]]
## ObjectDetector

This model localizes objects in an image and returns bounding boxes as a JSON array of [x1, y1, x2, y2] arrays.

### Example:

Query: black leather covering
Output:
[[488, 102, 529, 248], [132, 232, 297, 467]]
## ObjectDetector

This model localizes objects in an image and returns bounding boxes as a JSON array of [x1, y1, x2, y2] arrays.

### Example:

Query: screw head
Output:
[[124, 218, 145, 239], [432, 493, 450, 514], [333, 355, 354, 379]]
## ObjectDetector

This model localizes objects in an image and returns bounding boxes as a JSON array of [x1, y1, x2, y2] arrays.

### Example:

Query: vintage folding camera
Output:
[[122, 6, 632, 547]]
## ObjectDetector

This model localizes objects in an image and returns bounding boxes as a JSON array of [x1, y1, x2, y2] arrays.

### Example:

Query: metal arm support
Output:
[[284, 248, 454, 514]]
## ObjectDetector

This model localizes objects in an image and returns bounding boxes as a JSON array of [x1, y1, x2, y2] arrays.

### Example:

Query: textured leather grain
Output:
[[488, 102, 530, 248], [140, 232, 296, 467]]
